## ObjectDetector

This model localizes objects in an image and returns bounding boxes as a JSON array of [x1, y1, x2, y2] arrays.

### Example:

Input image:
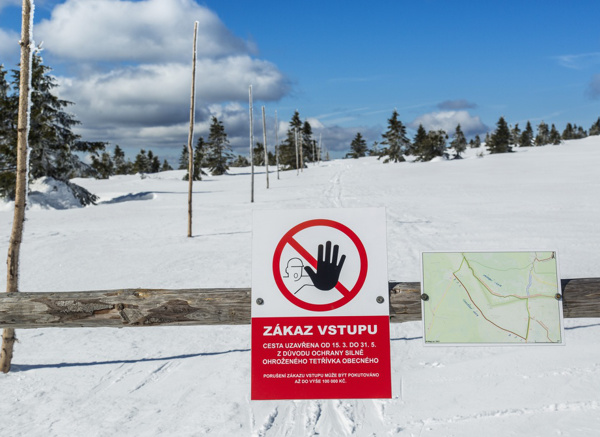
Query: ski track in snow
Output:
[[1, 139, 600, 436]]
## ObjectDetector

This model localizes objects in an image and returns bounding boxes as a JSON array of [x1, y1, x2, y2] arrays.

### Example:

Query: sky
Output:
[[1, 0, 600, 163]]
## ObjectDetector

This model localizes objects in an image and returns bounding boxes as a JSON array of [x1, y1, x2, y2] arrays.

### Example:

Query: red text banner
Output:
[[251, 315, 391, 400]]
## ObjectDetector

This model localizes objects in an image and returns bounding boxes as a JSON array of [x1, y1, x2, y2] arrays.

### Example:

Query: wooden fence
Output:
[[1, 278, 599, 329]]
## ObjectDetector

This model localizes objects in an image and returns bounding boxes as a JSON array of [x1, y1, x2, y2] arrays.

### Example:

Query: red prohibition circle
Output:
[[272, 219, 368, 312]]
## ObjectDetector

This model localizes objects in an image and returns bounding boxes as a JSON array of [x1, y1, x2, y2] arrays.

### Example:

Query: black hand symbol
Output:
[[304, 241, 346, 291]]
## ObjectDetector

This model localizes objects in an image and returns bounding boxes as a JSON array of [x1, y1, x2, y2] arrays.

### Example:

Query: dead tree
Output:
[[1, 0, 34, 374]]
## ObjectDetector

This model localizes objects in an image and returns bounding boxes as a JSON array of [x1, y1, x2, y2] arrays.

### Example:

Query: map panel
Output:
[[421, 251, 563, 345]]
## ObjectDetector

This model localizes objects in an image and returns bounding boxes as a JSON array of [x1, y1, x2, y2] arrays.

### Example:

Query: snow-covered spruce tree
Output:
[[301, 120, 316, 163], [379, 110, 410, 163], [0, 53, 105, 203], [535, 121, 549, 146], [487, 116, 512, 154], [278, 111, 303, 170], [184, 136, 206, 181], [589, 117, 600, 136], [178, 144, 189, 170], [412, 124, 428, 161], [112, 145, 132, 174], [549, 124, 562, 145], [206, 116, 233, 176], [450, 124, 467, 158], [346, 132, 368, 158], [160, 159, 173, 171], [519, 121, 534, 147], [90, 152, 114, 179], [132, 149, 150, 174], [0, 64, 16, 198], [510, 123, 521, 146]]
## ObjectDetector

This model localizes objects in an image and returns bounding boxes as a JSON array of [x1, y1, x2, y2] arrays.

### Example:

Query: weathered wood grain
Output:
[[0, 279, 597, 329]]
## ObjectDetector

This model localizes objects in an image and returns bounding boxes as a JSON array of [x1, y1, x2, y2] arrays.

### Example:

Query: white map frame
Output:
[[421, 250, 565, 346]]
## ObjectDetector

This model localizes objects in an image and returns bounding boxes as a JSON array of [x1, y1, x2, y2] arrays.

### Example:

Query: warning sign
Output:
[[251, 208, 391, 400], [273, 219, 368, 311]]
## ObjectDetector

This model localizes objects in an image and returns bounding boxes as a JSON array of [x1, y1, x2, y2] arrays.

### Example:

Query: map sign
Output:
[[421, 251, 564, 345]]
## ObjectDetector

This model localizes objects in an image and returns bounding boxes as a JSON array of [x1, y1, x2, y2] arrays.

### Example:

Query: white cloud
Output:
[[555, 52, 600, 70], [588, 74, 600, 99], [37, 0, 251, 63], [410, 110, 488, 136], [31, 0, 292, 156], [0, 27, 20, 66], [56, 56, 289, 127]]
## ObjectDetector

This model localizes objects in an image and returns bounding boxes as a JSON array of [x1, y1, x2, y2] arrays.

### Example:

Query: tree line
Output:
[[346, 111, 600, 162], [3, 53, 600, 202]]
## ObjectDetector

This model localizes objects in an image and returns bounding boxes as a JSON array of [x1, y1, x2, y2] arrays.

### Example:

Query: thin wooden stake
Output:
[[249, 85, 254, 202], [262, 106, 269, 189], [275, 110, 280, 180], [1, 0, 34, 374], [186, 21, 198, 238]]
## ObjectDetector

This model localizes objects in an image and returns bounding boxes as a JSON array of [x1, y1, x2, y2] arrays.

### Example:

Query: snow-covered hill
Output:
[[1, 138, 599, 436]]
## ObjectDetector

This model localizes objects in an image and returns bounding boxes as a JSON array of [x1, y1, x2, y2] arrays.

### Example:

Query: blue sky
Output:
[[1, 0, 599, 162]]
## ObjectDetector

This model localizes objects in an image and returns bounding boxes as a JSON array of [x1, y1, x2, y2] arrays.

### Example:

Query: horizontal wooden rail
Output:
[[0, 278, 598, 329]]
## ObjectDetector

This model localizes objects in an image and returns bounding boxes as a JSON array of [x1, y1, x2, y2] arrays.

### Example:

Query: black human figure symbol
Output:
[[304, 241, 346, 291]]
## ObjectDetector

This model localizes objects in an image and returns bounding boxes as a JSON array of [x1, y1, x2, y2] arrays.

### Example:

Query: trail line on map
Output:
[[453, 272, 528, 341]]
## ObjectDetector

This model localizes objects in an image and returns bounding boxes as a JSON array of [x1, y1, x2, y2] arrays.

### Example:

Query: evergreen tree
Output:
[[133, 149, 150, 174], [346, 132, 368, 158], [471, 134, 482, 148], [487, 116, 512, 154], [412, 124, 429, 161], [535, 121, 549, 146], [206, 116, 233, 175], [575, 124, 587, 139], [450, 124, 467, 158], [562, 122, 574, 140], [113, 145, 132, 174], [510, 123, 521, 146], [178, 144, 189, 170], [519, 121, 534, 147], [589, 117, 600, 136], [160, 159, 173, 172], [0, 53, 105, 201], [230, 154, 250, 167], [91, 152, 114, 179], [148, 150, 161, 173], [379, 110, 410, 163], [549, 124, 562, 145], [301, 120, 316, 163], [278, 111, 303, 170]]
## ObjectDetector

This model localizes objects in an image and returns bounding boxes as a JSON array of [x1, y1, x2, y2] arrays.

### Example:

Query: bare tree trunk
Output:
[[262, 106, 269, 189], [1, 0, 34, 374], [249, 85, 254, 202], [186, 21, 198, 238]]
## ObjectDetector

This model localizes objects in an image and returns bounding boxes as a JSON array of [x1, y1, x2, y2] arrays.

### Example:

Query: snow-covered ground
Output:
[[1, 139, 599, 436]]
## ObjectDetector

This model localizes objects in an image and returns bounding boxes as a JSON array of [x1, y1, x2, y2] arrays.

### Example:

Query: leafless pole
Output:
[[274, 110, 280, 180], [299, 129, 304, 172], [249, 85, 254, 202], [1, 0, 34, 374], [318, 133, 322, 164], [186, 21, 198, 238], [261, 106, 269, 189], [294, 128, 299, 175]]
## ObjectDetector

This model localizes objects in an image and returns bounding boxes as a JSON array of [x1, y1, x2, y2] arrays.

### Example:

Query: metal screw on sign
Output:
[[555, 293, 562, 301], [256, 298, 264, 305], [376, 296, 385, 304], [421, 294, 429, 301]]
